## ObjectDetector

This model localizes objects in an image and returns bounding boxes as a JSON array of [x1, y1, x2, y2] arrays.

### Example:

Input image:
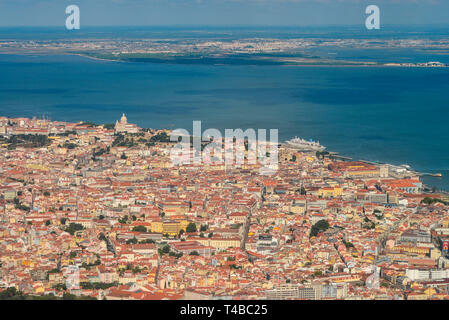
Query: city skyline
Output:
[[1, 0, 449, 305]]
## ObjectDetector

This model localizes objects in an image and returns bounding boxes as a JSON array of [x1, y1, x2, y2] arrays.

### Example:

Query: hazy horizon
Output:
[[1, 0, 449, 27], [2, 24, 449, 28]]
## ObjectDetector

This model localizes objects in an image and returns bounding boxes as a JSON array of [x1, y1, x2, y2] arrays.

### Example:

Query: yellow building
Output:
[[194, 237, 241, 250], [391, 246, 429, 256], [162, 220, 182, 236], [430, 248, 441, 260], [441, 218, 449, 228], [318, 187, 343, 198], [151, 220, 163, 233]]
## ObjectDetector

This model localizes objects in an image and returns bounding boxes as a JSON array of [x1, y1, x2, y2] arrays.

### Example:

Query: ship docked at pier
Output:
[[284, 136, 326, 152]]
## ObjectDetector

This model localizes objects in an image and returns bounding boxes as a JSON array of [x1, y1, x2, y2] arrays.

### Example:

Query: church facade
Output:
[[115, 113, 140, 134]]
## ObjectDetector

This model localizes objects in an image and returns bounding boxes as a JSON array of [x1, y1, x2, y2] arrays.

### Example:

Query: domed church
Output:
[[115, 113, 140, 133]]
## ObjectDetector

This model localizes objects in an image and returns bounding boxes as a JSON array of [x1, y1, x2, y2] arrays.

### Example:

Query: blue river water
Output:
[[0, 52, 448, 190]]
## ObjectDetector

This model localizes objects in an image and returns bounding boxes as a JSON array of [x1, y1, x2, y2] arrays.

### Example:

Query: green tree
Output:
[[126, 237, 138, 244], [186, 222, 197, 233], [132, 225, 147, 232], [118, 215, 129, 224], [162, 245, 170, 254], [65, 223, 84, 235], [310, 219, 330, 237]]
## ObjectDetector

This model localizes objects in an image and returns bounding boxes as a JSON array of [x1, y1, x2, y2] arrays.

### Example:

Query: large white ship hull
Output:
[[284, 136, 326, 152], [285, 142, 326, 152]]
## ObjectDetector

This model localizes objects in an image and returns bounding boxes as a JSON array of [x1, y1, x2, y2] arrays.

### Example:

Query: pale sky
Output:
[[0, 0, 448, 26]]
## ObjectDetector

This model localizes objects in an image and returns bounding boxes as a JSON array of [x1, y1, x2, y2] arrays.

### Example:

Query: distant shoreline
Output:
[[56, 53, 449, 68], [1, 52, 448, 68], [72, 53, 119, 63]]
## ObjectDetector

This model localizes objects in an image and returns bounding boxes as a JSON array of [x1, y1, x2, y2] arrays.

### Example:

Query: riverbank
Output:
[[1, 53, 447, 191]]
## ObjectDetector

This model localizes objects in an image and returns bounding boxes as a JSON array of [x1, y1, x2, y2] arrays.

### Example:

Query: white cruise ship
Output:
[[285, 136, 326, 152]]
